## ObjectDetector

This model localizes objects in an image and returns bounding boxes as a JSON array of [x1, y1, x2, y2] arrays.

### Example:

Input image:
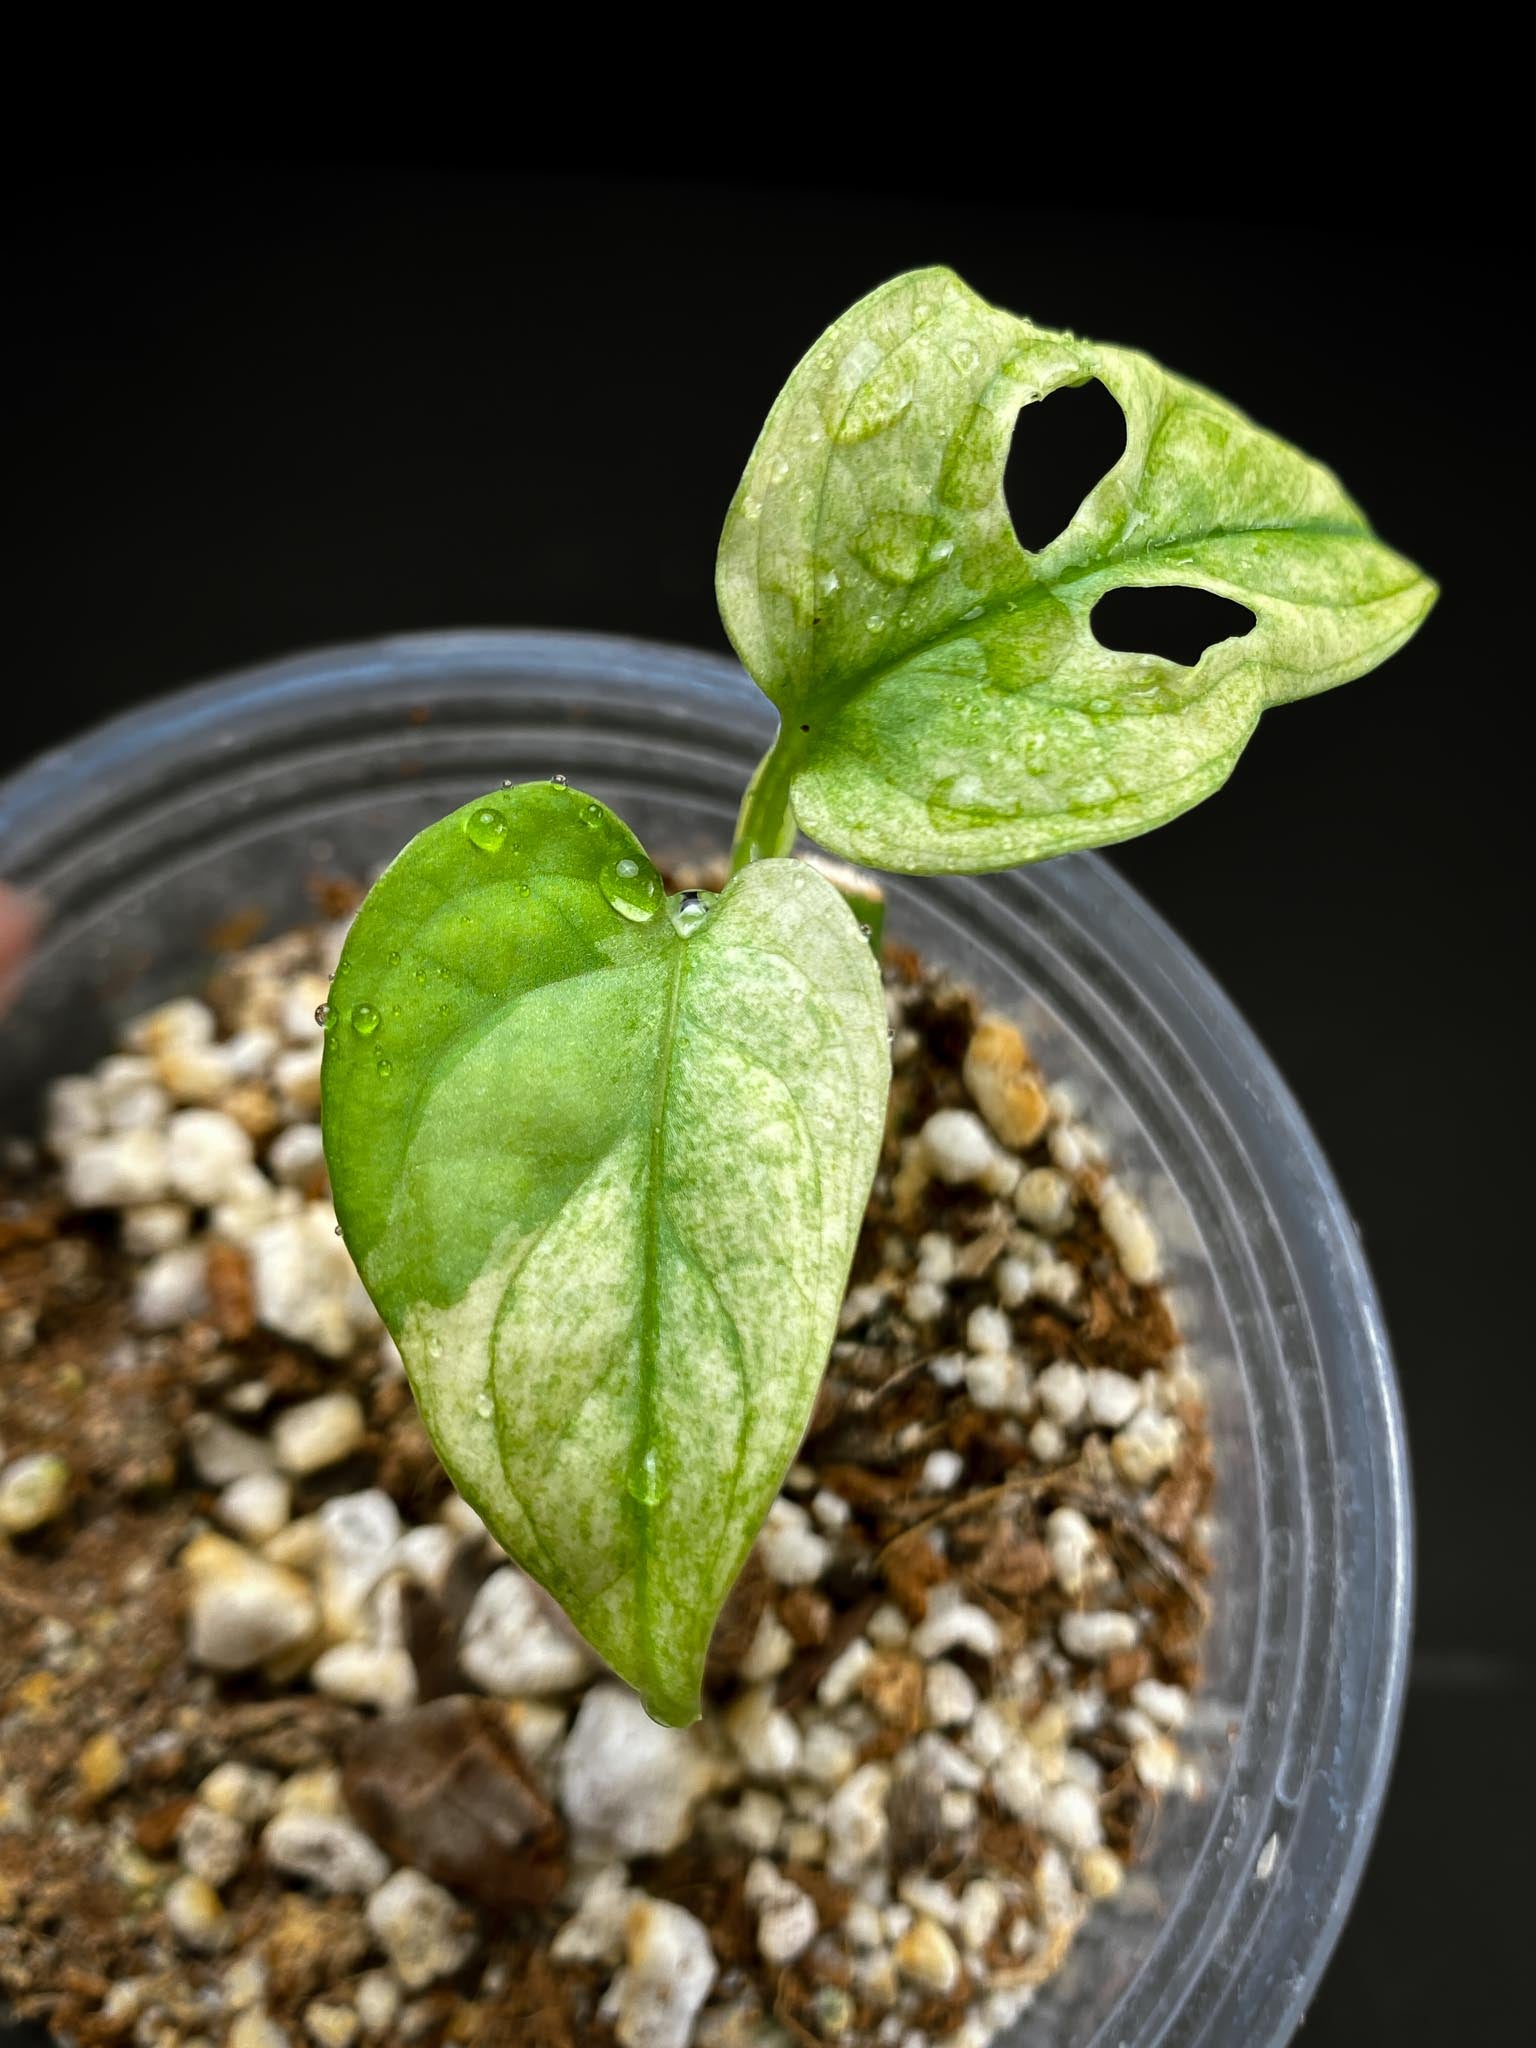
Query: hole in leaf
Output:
[[1091, 586, 1256, 666], [1004, 378, 1126, 552]]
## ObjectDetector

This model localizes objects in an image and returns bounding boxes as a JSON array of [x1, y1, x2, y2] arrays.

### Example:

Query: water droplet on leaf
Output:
[[582, 802, 603, 827], [551, 773, 568, 787], [314, 1003, 335, 1031], [628, 1446, 663, 1506], [671, 891, 709, 936], [464, 807, 508, 854], [475, 1392, 494, 1420], [600, 855, 661, 923], [375, 1056, 393, 1078], [350, 1003, 381, 1037], [865, 614, 886, 634]]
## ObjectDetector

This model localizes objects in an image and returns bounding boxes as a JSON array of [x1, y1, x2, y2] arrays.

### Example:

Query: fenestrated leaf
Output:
[[321, 783, 888, 1724], [717, 266, 1436, 872]]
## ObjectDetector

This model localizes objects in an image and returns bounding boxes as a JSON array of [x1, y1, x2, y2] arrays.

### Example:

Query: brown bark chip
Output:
[[343, 1695, 567, 1909]]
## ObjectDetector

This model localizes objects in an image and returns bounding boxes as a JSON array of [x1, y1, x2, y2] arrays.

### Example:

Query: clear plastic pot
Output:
[[0, 631, 1410, 2047]]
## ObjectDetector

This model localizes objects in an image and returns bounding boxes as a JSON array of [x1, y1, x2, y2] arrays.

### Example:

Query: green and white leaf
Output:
[[718, 266, 1437, 872], [321, 783, 889, 1724]]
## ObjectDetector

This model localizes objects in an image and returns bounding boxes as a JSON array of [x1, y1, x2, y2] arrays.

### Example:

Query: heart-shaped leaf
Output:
[[718, 266, 1437, 872], [321, 783, 889, 1724]]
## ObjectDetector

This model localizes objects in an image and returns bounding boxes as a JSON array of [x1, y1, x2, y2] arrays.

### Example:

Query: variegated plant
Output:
[[323, 268, 1433, 1722]]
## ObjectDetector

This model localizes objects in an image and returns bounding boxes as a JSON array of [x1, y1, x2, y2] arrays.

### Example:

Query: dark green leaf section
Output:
[[717, 267, 1436, 872], [322, 784, 888, 1723]]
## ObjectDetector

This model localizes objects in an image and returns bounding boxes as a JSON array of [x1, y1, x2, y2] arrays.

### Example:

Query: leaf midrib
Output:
[[633, 927, 692, 1698]]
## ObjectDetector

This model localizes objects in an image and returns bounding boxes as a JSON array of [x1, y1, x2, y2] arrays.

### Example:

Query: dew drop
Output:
[[333, 1223, 343, 1237], [628, 1445, 663, 1507], [464, 806, 508, 854], [501, 777, 514, 789], [375, 1056, 393, 1078], [581, 802, 603, 827], [551, 772, 568, 787], [314, 1002, 335, 1031], [388, 950, 401, 966], [600, 854, 661, 923], [475, 1392, 494, 1420], [768, 453, 790, 484], [349, 1003, 381, 1037], [948, 339, 981, 373], [865, 614, 887, 634], [859, 923, 872, 938], [670, 890, 709, 936]]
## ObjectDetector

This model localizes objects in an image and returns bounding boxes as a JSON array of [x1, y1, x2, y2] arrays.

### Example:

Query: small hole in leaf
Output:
[[1004, 378, 1126, 552], [1092, 586, 1256, 666]]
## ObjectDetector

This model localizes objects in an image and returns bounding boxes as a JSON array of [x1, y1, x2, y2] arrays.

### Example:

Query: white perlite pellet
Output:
[[1014, 1166, 1073, 1232], [1036, 1361, 1088, 1428], [458, 1565, 597, 1696], [0, 1453, 70, 1534], [132, 1243, 209, 1330], [1131, 1678, 1189, 1730], [758, 1497, 831, 1585], [261, 1812, 389, 1895], [911, 1588, 1004, 1661], [1112, 1408, 1182, 1486], [1060, 1610, 1139, 1661], [726, 1685, 803, 1779], [271, 1392, 366, 1475], [165, 1873, 230, 1952], [1045, 1506, 1096, 1595], [561, 1685, 715, 1856], [745, 1859, 819, 1964], [166, 1109, 255, 1204], [920, 1447, 964, 1491], [817, 1637, 875, 1708], [1086, 1367, 1142, 1428], [217, 1472, 292, 1545], [177, 1802, 250, 1888], [366, 1868, 475, 1990], [1098, 1184, 1162, 1284]]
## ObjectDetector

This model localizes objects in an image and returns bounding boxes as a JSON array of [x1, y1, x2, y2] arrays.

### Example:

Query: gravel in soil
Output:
[[1, 891, 1213, 2048]]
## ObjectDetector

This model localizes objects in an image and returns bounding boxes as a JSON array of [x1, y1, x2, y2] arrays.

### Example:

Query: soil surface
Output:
[[0, 894, 1213, 2048]]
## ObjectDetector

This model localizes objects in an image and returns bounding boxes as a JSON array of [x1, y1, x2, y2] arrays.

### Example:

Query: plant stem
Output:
[[730, 733, 801, 873]]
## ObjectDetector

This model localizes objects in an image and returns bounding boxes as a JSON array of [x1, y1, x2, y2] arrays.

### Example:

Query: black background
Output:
[[3, 166, 1527, 2043]]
